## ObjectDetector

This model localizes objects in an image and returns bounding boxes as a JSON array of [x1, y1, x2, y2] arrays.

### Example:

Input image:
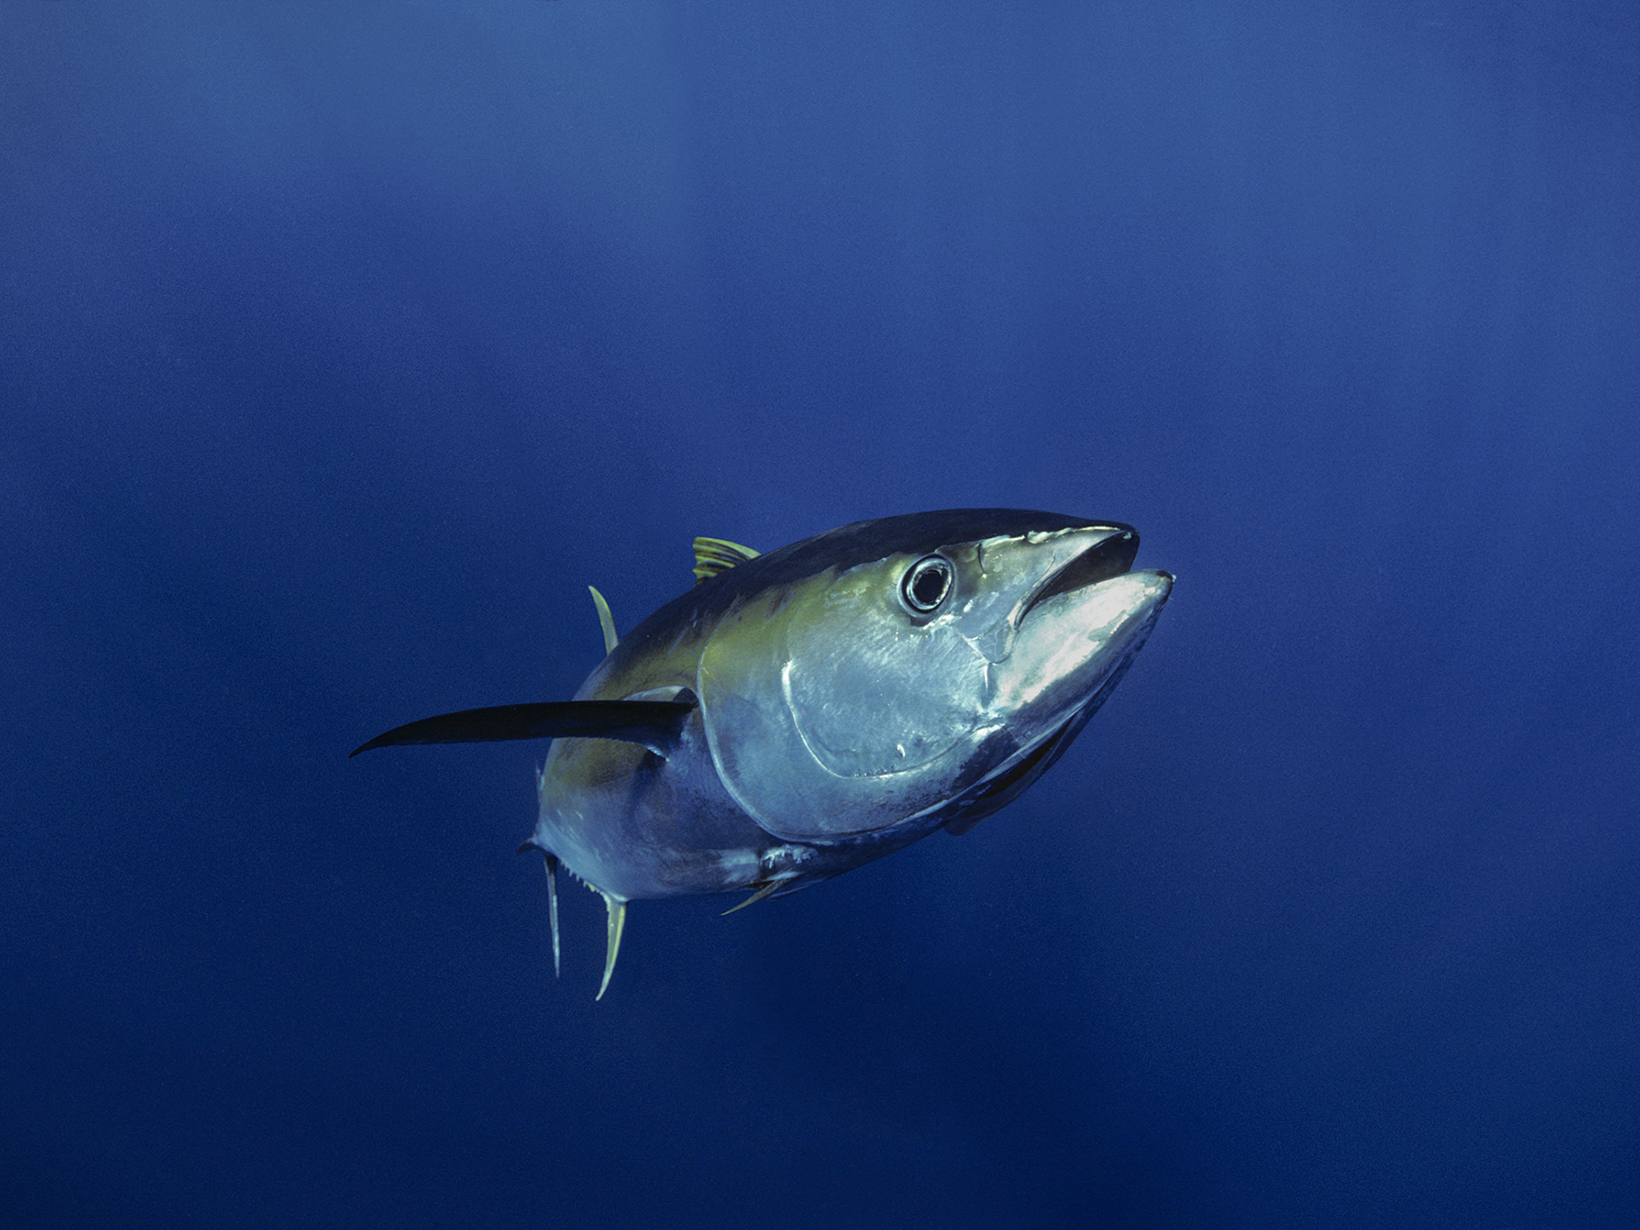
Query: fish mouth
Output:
[[939, 547, 1171, 835], [1018, 523, 1141, 623], [991, 524, 1173, 730]]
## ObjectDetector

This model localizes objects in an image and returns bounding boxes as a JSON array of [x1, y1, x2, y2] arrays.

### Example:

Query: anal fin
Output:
[[593, 886, 628, 1001]]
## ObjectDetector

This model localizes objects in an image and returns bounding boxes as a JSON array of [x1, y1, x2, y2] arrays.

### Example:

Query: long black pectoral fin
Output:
[[348, 699, 696, 758]]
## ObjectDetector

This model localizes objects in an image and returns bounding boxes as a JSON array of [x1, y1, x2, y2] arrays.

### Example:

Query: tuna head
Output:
[[694, 510, 1173, 842]]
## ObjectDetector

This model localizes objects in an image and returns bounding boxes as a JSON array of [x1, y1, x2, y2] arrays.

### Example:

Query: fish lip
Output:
[[1017, 523, 1141, 624]]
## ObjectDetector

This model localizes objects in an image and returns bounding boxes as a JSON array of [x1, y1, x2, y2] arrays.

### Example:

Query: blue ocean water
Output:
[[4, 2, 1637, 1226]]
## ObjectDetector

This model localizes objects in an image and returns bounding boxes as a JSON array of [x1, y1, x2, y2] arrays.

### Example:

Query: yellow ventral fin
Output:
[[588, 586, 619, 654], [692, 537, 760, 585], [721, 880, 782, 915], [542, 853, 561, 977]]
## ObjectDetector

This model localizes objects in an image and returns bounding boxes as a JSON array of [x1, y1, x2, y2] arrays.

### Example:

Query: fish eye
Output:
[[900, 555, 953, 614]]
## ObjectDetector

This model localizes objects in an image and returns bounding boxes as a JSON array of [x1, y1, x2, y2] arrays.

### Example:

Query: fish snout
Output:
[[1016, 524, 1141, 625]]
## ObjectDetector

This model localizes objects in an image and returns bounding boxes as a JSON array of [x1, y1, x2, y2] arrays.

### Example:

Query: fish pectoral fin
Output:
[[349, 699, 696, 758], [595, 888, 628, 1001], [721, 881, 782, 915]]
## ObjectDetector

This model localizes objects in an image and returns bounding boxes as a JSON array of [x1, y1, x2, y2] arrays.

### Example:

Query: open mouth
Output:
[[1018, 524, 1140, 622]]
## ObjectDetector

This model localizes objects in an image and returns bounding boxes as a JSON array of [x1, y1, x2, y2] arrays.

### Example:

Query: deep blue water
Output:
[[4, 2, 1638, 1226]]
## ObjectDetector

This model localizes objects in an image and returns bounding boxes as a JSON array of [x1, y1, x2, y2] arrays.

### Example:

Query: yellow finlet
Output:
[[588, 585, 619, 655], [593, 886, 628, 1001], [692, 537, 761, 584], [721, 880, 782, 915]]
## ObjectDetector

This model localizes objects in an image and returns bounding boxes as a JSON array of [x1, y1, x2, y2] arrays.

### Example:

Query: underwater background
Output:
[[4, 2, 1638, 1226]]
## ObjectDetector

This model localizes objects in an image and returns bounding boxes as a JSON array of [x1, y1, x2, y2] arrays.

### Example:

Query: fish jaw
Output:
[[985, 568, 1174, 733]]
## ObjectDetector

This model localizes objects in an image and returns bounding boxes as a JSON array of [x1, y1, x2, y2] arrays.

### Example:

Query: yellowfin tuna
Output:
[[353, 509, 1173, 997]]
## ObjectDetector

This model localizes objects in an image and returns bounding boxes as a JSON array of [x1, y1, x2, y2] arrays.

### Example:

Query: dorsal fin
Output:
[[692, 536, 760, 584], [588, 585, 618, 654]]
